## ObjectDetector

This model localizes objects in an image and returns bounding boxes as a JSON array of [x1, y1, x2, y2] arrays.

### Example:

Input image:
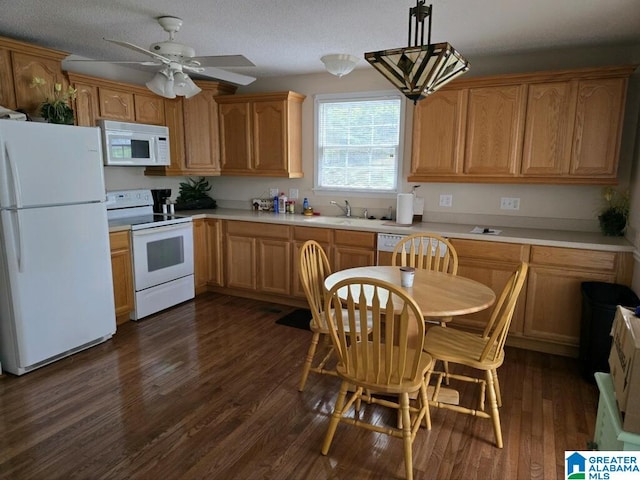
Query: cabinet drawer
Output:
[[226, 220, 290, 239], [530, 245, 616, 271], [451, 239, 528, 263], [109, 231, 130, 250], [293, 226, 332, 243], [334, 229, 375, 248]]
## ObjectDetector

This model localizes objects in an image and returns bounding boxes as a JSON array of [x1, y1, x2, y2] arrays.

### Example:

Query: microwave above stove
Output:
[[99, 119, 170, 167]]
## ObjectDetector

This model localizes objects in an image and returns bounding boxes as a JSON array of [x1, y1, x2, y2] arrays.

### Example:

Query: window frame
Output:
[[313, 90, 406, 196]]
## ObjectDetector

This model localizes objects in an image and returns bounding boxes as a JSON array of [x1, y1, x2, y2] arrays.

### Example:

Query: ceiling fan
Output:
[[72, 16, 256, 98]]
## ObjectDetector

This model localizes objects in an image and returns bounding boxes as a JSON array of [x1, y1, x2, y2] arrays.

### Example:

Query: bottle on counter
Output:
[[273, 195, 279, 213], [303, 197, 309, 210], [279, 192, 287, 213]]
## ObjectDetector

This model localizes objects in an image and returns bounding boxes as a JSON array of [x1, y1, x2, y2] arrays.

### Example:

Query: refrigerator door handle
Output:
[[13, 210, 24, 272], [4, 142, 23, 209]]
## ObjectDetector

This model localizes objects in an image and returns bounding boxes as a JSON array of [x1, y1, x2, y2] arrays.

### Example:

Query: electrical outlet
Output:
[[439, 194, 453, 207], [289, 188, 299, 199], [500, 197, 520, 210], [269, 188, 279, 198]]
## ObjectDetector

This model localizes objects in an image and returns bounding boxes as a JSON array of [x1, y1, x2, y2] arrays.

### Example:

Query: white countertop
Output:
[[111, 208, 635, 253]]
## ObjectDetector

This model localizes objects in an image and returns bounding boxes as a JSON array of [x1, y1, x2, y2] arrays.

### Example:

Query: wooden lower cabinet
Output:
[[108, 231, 134, 325], [332, 230, 376, 271], [193, 218, 224, 294], [292, 226, 332, 299], [450, 239, 530, 335]]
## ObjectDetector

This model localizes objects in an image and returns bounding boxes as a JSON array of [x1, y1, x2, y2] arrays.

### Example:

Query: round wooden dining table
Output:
[[324, 265, 496, 320]]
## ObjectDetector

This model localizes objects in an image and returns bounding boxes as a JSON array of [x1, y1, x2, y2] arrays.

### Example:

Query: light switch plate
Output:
[[500, 197, 520, 210], [289, 188, 299, 199]]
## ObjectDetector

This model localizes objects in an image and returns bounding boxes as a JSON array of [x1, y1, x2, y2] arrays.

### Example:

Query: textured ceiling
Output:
[[1, 0, 639, 81]]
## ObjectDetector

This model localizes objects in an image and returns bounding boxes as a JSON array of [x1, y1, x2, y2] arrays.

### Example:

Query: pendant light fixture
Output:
[[146, 64, 202, 99], [365, 1, 470, 104]]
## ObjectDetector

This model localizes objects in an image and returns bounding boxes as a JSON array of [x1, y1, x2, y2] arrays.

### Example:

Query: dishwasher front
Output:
[[376, 233, 408, 265]]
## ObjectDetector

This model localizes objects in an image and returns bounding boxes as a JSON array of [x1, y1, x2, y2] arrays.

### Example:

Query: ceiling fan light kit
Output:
[[365, 1, 470, 103], [70, 15, 256, 97], [321, 54, 359, 77]]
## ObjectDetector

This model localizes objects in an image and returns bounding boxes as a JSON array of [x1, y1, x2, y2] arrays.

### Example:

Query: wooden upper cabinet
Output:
[[410, 89, 467, 176], [73, 82, 100, 127], [0, 47, 16, 109], [134, 94, 165, 125], [98, 87, 135, 121], [1, 36, 68, 117], [217, 91, 305, 178], [464, 84, 526, 177], [521, 81, 576, 176], [570, 77, 627, 178], [409, 65, 635, 184], [146, 80, 236, 176]]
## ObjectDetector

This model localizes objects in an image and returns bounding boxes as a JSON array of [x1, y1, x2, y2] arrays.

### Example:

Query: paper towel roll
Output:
[[396, 193, 414, 225]]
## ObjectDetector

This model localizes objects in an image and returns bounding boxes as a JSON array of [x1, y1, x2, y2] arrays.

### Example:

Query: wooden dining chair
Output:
[[423, 262, 529, 448], [321, 277, 433, 480], [297, 240, 373, 392], [392, 232, 459, 382], [391, 232, 458, 274]]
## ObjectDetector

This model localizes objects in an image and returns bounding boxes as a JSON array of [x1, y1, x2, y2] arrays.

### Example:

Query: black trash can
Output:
[[580, 282, 639, 382]]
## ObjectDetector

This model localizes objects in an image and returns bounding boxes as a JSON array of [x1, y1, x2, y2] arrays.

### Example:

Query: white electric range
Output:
[[106, 189, 194, 320]]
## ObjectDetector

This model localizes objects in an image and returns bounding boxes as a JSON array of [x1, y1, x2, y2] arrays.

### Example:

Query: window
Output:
[[315, 91, 404, 194]]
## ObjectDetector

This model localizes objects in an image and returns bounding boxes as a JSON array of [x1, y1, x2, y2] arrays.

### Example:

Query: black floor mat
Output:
[[275, 309, 311, 331]]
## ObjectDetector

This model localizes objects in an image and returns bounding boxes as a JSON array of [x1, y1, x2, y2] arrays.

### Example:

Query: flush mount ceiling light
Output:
[[321, 54, 359, 77], [365, 1, 470, 104]]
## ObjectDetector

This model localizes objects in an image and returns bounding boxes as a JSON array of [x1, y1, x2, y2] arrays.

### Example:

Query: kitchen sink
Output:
[[302, 216, 380, 227]]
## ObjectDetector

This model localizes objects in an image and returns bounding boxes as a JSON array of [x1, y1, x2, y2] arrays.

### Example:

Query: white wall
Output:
[[81, 44, 640, 233]]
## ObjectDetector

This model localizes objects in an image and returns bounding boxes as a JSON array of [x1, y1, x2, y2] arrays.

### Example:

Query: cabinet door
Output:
[[225, 235, 257, 290], [73, 82, 99, 127], [464, 85, 526, 176], [99, 88, 135, 121], [570, 78, 626, 177], [219, 102, 252, 172], [206, 218, 224, 287], [450, 239, 529, 334], [524, 266, 614, 345], [252, 100, 287, 174], [12, 51, 68, 116], [134, 93, 165, 125], [521, 81, 576, 176], [183, 90, 221, 173], [411, 89, 467, 176], [109, 231, 134, 324], [258, 238, 291, 295], [193, 219, 208, 293], [292, 226, 333, 299], [0, 48, 16, 109]]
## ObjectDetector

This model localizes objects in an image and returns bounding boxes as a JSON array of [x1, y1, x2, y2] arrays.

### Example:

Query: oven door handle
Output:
[[132, 223, 191, 236]]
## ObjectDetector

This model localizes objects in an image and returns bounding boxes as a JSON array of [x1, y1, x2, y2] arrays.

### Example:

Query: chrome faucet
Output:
[[330, 200, 351, 217]]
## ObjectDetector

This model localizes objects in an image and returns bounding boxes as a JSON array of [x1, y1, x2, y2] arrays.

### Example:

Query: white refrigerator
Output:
[[0, 120, 116, 375]]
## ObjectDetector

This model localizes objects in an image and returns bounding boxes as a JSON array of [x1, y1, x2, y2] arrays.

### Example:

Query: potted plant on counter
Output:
[[175, 177, 217, 210], [598, 187, 630, 236]]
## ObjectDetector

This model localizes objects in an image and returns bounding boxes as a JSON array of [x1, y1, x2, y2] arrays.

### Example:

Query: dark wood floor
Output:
[[0, 292, 599, 479]]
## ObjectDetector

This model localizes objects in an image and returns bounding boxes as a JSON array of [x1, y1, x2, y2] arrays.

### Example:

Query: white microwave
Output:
[[99, 119, 170, 166]]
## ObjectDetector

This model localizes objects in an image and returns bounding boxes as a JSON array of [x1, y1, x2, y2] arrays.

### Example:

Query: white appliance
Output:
[[106, 189, 194, 320], [0, 120, 116, 376], [99, 119, 170, 167]]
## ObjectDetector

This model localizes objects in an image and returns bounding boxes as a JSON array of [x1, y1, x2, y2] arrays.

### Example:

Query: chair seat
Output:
[[310, 308, 373, 334], [423, 326, 503, 371], [337, 345, 432, 395]]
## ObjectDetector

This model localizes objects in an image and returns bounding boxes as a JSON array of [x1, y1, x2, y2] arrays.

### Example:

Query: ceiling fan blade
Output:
[[190, 66, 256, 86], [65, 59, 162, 66], [104, 38, 170, 65], [191, 55, 255, 68]]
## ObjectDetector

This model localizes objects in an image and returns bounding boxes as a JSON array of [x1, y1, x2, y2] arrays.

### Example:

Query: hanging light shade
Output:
[[146, 67, 176, 99], [321, 54, 359, 77], [173, 71, 202, 99], [365, 1, 469, 103]]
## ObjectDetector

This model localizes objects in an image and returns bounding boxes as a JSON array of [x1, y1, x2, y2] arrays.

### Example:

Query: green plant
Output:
[[30, 76, 77, 124], [176, 177, 216, 210], [598, 187, 630, 236]]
